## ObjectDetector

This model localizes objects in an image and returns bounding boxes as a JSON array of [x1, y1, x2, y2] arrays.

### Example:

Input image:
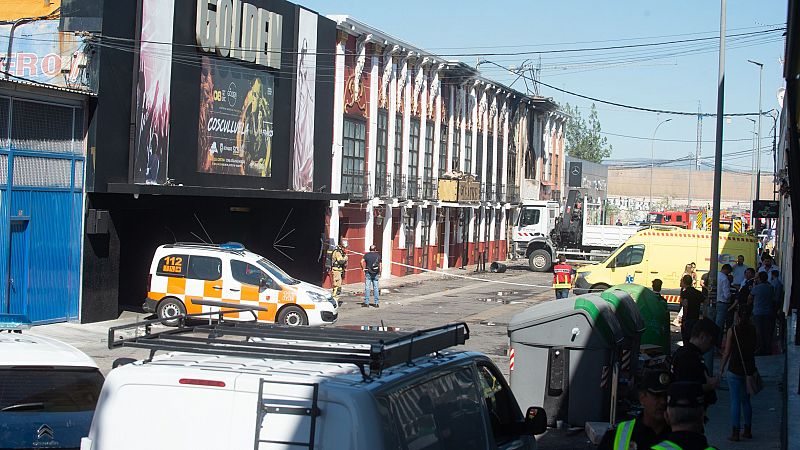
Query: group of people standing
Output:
[[329, 240, 383, 308]]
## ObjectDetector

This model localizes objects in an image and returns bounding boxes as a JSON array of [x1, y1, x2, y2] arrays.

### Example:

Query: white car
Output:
[[1, 317, 104, 449]]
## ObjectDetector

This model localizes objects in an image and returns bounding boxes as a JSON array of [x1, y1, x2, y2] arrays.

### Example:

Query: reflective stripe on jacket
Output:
[[553, 263, 573, 289], [651, 440, 715, 450], [613, 419, 635, 450]]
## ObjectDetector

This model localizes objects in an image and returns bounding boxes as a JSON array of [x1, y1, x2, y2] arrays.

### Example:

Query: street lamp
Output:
[[649, 118, 672, 209], [748, 59, 763, 202]]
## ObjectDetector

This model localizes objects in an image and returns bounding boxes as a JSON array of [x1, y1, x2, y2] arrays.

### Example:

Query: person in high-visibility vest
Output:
[[597, 370, 672, 450], [651, 382, 718, 449], [552, 255, 575, 299]]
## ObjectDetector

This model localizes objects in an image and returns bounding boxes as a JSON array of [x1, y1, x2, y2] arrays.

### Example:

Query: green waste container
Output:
[[508, 293, 625, 427], [609, 284, 670, 355], [600, 289, 646, 379]]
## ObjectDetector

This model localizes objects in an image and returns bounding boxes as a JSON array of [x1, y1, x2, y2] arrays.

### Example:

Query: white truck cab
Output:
[[81, 317, 547, 450], [512, 201, 561, 271]]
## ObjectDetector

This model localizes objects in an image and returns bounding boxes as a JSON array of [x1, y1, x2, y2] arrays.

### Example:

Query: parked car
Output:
[[80, 315, 547, 450], [1, 315, 104, 449]]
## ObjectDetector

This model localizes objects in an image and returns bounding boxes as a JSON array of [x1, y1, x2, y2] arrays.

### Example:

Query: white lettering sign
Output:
[[196, 0, 282, 69]]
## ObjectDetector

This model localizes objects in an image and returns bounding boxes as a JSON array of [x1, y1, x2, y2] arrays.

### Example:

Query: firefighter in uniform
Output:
[[330, 239, 348, 301], [552, 254, 575, 299], [651, 382, 717, 450]]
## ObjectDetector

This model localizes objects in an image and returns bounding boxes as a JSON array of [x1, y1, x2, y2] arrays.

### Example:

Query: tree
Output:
[[562, 103, 612, 163]]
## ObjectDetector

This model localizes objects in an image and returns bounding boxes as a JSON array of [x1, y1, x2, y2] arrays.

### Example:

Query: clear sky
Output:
[[300, 0, 787, 173]]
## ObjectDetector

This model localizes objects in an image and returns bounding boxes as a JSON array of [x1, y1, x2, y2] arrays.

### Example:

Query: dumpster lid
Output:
[[507, 295, 625, 346], [600, 290, 646, 334]]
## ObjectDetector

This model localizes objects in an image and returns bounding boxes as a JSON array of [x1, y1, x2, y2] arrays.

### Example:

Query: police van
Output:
[[1, 315, 104, 449], [144, 242, 338, 327], [81, 316, 547, 450]]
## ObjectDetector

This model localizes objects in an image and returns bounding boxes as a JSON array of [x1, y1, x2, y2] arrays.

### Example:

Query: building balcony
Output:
[[393, 174, 407, 199], [408, 178, 423, 201], [341, 169, 371, 200], [375, 171, 392, 199], [482, 182, 495, 202], [423, 178, 438, 201], [495, 185, 506, 203], [507, 185, 521, 204]]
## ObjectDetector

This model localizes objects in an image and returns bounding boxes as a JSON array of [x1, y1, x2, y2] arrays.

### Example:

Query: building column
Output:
[[432, 66, 442, 179], [381, 205, 392, 278], [447, 84, 455, 172], [481, 88, 489, 184], [387, 48, 397, 190], [418, 60, 429, 192], [329, 31, 348, 243], [471, 84, 478, 177], [365, 48, 380, 250], [501, 96, 510, 194], [443, 208, 450, 269], [460, 86, 468, 172], [491, 93, 499, 195]]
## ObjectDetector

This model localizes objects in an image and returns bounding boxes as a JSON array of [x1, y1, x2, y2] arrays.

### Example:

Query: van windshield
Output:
[[257, 258, 300, 285]]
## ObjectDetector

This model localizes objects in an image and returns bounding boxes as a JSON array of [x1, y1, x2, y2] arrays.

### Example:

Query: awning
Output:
[[106, 183, 349, 201]]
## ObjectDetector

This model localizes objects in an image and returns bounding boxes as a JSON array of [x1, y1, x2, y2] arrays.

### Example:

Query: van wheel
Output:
[[157, 297, 186, 327], [528, 250, 552, 272], [591, 283, 610, 293], [277, 305, 308, 327]]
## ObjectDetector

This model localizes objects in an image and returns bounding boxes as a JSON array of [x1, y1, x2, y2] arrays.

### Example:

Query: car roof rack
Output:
[[108, 309, 469, 380]]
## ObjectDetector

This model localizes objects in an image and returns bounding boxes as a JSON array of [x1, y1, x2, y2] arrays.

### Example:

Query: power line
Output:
[[481, 59, 772, 117]]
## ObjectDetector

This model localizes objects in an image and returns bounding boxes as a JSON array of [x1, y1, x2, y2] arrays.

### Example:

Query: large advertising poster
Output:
[[133, 0, 174, 184], [198, 56, 274, 177], [292, 9, 318, 191]]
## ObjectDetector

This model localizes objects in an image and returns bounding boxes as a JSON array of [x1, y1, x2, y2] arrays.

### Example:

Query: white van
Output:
[[1, 316, 104, 449], [81, 318, 546, 450], [144, 242, 337, 326]]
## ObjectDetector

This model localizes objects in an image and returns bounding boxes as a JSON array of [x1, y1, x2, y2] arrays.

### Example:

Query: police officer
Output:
[[597, 370, 672, 450], [330, 239, 348, 302], [651, 382, 718, 450], [552, 254, 574, 299]]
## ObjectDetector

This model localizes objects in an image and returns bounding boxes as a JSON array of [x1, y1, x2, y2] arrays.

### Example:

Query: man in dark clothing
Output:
[[360, 245, 382, 307], [671, 318, 720, 408], [652, 382, 718, 449], [597, 370, 672, 450], [680, 275, 704, 345]]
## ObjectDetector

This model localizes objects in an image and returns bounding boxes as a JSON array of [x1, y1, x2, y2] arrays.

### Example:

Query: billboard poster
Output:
[[198, 56, 274, 177], [0, 21, 87, 89], [292, 9, 318, 191], [133, 0, 175, 184]]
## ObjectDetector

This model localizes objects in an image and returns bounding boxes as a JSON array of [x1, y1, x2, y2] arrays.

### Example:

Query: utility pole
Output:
[[650, 118, 672, 209], [687, 153, 694, 208], [708, 0, 726, 322], [748, 60, 764, 204]]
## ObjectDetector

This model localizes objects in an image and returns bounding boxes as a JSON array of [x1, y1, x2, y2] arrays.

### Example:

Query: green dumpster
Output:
[[609, 284, 670, 355]]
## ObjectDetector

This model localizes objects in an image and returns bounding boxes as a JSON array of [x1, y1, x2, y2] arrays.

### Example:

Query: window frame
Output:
[[230, 259, 268, 287], [341, 117, 367, 195], [464, 132, 473, 174], [612, 244, 645, 268], [376, 109, 389, 191], [451, 127, 461, 171], [186, 255, 223, 281]]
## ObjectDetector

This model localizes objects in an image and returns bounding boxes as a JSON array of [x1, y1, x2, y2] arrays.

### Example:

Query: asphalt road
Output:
[[33, 262, 594, 448]]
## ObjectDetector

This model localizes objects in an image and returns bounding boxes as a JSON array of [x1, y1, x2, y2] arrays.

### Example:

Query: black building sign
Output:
[[568, 161, 582, 188], [753, 200, 780, 218]]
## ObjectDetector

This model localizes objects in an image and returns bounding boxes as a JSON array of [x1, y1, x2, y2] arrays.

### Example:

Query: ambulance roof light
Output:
[[219, 242, 246, 251]]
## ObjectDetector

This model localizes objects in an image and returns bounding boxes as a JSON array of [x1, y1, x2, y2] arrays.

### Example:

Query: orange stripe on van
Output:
[[257, 304, 277, 322], [299, 304, 316, 310], [167, 277, 186, 295], [663, 295, 681, 304], [204, 279, 223, 298], [240, 285, 259, 301], [184, 296, 203, 314], [147, 291, 165, 301]]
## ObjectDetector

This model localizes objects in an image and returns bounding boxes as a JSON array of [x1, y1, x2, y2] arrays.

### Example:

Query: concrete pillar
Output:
[[447, 84, 455, 172], [432, 69, 441, 178], [381, 205, 392, 278], [419, 63, 428, 191], [329, 32, 347, 242], [387, 51, 397, 191], [443, 208, 450, 269], [365, 50, 379, 250]]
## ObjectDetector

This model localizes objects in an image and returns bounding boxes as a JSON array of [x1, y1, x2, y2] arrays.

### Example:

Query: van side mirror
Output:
[[523, 406, 548, 435], [112, 357, 136, 369], [259, 277, 271, 289]]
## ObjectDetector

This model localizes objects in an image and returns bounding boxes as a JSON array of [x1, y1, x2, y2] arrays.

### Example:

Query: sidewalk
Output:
[[786, 313, 800, 449], [703, 352, 783, 449]]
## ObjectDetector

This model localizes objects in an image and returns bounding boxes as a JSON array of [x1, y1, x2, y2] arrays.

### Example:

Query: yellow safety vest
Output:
[[613, 419, 636, 450], [651, 440, 715, 450]]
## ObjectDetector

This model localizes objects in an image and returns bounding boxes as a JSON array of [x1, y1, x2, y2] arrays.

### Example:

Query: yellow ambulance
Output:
[[573, 226, 757, 306], [143, 242, 338, 326]]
